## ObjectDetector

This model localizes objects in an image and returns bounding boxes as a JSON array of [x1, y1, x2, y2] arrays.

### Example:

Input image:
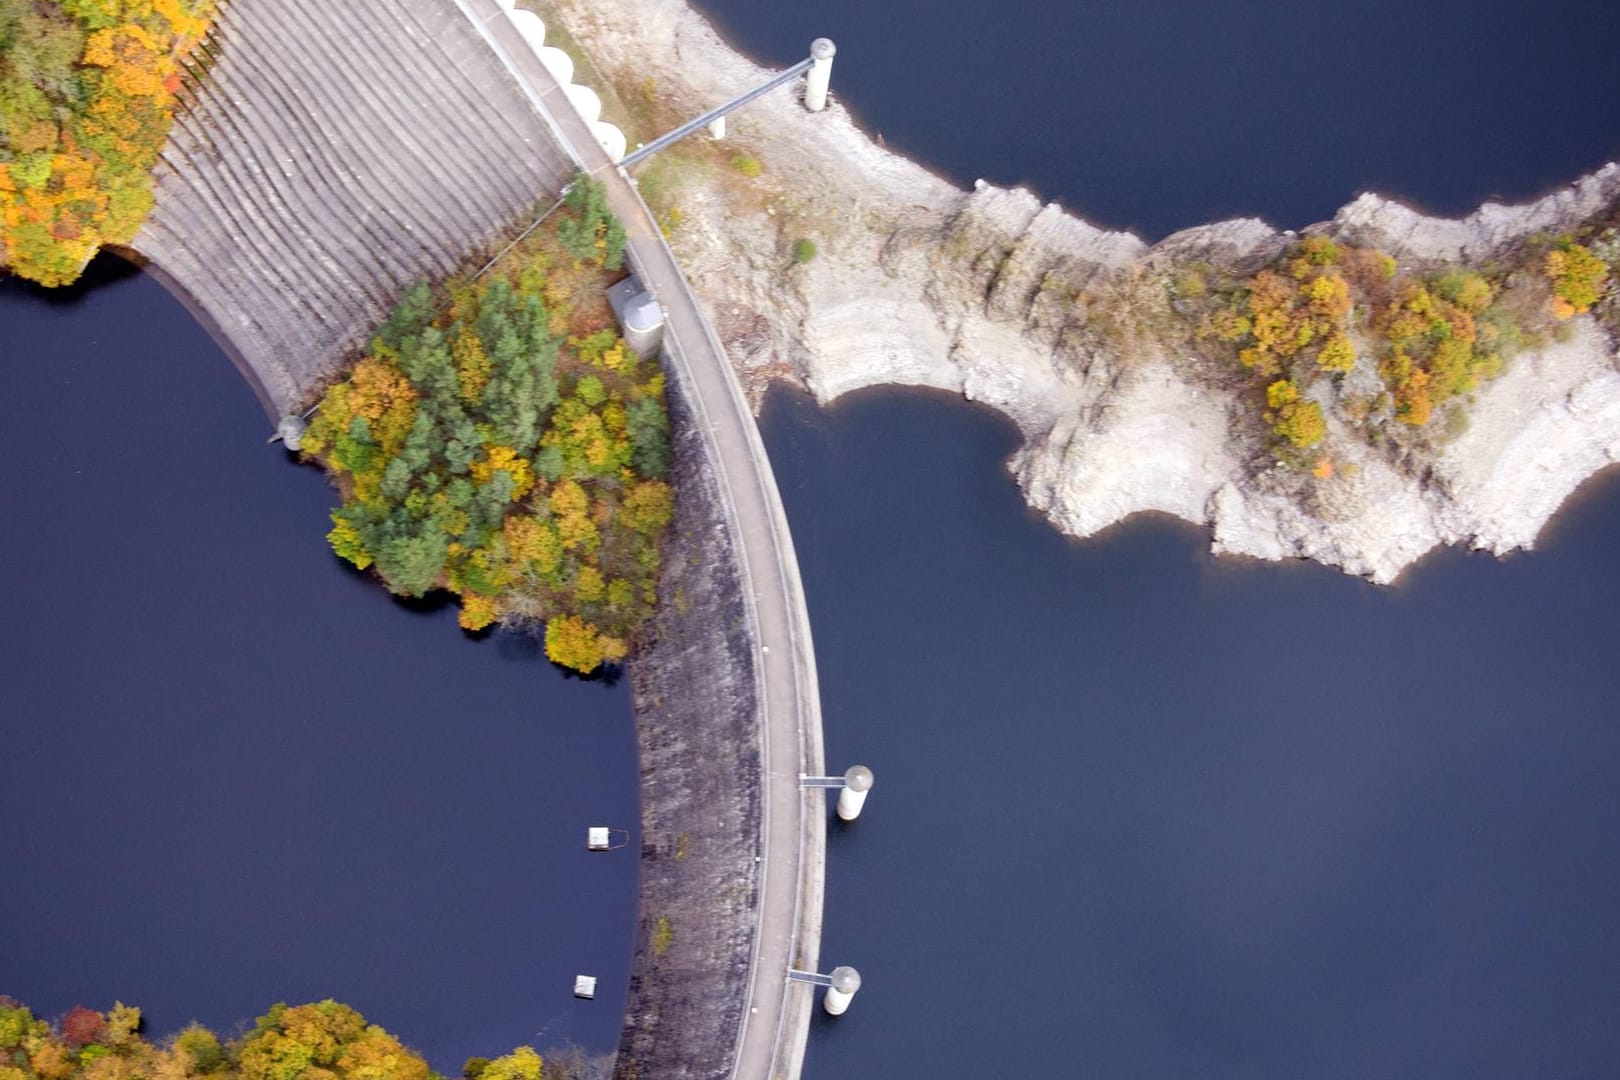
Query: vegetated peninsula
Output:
[[300, 179, 674, 673], [0, 0, 213, 285], [543, 0, 1620, 584]]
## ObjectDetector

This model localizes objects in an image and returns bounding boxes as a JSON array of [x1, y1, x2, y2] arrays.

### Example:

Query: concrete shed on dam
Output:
[[608, 275, 666, 357]]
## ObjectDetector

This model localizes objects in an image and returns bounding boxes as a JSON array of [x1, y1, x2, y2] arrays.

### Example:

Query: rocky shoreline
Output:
[[544, 0, 1620, 584]]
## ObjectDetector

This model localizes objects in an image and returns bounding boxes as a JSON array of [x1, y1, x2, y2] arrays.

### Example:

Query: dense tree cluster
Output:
[[1194, 235, 1537, 452], [0, 998, 546, 1080], [1363, 263, 1506, 427], [1544, 237, 1609, 318], [0, 0, 213, 286], [302, 180, 673, 673]]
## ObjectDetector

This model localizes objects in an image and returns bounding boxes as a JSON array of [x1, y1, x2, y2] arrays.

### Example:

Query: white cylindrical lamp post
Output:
[[836, 764, 873, 821], [823, 966, 862, 1015], [805, 38, 836, 111]]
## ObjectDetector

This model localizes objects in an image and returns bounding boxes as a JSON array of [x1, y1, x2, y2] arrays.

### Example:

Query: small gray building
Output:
[[607, 275, 665, 357]]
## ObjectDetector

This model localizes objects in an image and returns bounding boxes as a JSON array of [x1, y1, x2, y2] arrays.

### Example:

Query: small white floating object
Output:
[[587, 827, 611, 851], [574, 975, 597, 999]]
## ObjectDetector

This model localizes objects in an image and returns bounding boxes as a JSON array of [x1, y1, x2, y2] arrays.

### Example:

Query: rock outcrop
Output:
[[543, 0, 1620, 583]]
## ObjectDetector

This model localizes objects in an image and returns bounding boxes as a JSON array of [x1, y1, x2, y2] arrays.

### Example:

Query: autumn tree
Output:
[[0, 998, 539, 1080], [478, 1049, 542, 1080], [301, 181, 673, 672], [60, 1009, 106, 1050], [0, 0, 216, 285], [1545, 238, 1609, 318]]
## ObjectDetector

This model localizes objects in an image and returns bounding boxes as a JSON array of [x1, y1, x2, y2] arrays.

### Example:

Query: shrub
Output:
[[1545, 239, 1609, 318], [59, 1008, 105, 1050], [792, 238, 817, 265]]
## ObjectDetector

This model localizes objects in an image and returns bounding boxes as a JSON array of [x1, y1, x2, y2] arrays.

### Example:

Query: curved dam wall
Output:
[[460, 6, 827, 1077], [134, 2, 825, 1078], [133, 0, 572, 417]]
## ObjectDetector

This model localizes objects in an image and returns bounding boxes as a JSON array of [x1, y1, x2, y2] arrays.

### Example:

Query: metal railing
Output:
[[619, 55, 815, 168]]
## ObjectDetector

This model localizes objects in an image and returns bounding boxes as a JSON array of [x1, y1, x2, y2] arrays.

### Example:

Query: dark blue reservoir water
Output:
[[3, 0, 1618, 1075], [696, 0, 1620, 239], [696, 0, 1620, 1073], [0, 262, 637, 1071], [763, 386, 1620, 1079]]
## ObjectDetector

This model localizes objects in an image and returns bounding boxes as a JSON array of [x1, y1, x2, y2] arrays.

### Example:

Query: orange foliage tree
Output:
[[0, 997, 530, 1080], [1, 0, 215, 286], [301, 179, 672, 673], [1544, 238, 1610, 318]]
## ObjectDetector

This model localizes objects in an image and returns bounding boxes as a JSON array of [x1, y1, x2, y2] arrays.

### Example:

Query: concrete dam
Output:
[[131, 1, 831, 1077]]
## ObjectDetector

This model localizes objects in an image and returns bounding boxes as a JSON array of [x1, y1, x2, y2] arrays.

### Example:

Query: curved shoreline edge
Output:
[[131, 1, 827, 1077], [544, 0, 1620, 588], [445, 12, 828, 1078]]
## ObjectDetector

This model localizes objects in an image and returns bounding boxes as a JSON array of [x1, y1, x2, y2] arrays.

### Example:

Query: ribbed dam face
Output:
[[135, 0, 573, 416]]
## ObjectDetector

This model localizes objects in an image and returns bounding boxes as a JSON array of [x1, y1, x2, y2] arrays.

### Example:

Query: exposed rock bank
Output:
[[545, 0, 1620, 584]]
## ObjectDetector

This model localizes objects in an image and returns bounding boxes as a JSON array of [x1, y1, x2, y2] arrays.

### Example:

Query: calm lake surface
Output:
[[3, 0, 1619, 1076], [697, 0, 1620, 239], [764, 387, 1620, 1079], [693, 0, 1620, 1076], [0, 262, 637, 1071]]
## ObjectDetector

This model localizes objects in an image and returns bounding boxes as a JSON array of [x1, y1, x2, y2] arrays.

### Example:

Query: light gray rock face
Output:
[[134, 0, 573, 416], [1332, 164, 1620, 265], [548, 0, 1620, 584]]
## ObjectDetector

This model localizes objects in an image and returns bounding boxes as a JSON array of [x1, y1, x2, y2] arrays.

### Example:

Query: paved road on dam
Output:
[[460, 4, 828, 1078], [140, 0, 828, 1068]]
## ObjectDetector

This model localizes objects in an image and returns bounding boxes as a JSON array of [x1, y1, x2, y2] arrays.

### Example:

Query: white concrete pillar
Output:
[[565, 83, 602, 123], [593, 120, 627, 162], [823, 966, 861, 1015], [538, 45, 574, 84], [836, 765, 873, 821], [509, 9, 545, 53], [277, 415, 306, 451], [805, 38, 836, 111], [707, 114, 726, 140]]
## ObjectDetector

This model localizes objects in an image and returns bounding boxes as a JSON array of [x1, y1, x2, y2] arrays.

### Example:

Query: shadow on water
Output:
[[554, 659, 625, 687], [2, 252, 145, 306]]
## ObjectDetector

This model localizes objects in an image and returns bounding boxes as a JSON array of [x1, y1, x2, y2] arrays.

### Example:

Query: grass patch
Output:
[[651, 916, 674, 958]]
